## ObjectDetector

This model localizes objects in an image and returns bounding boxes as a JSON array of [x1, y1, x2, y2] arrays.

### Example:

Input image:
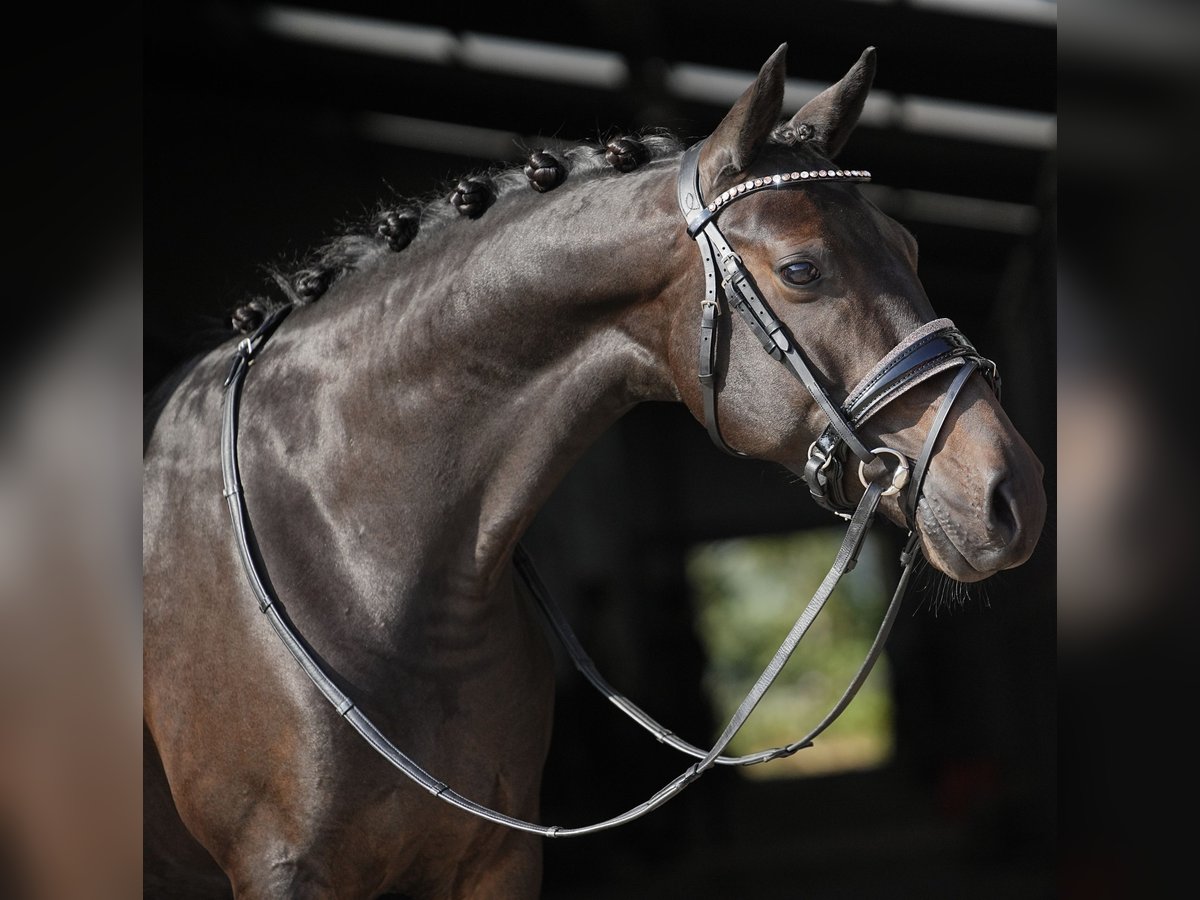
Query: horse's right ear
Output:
[[697, 43, 788, 195], [782, 47, 876, 158]]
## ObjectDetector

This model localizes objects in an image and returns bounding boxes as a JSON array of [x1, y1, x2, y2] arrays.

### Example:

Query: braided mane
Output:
[[231, 131, 685, 332]]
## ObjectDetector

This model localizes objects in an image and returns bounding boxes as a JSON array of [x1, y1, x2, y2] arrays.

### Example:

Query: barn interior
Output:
[[146, 3, 1056, 896]]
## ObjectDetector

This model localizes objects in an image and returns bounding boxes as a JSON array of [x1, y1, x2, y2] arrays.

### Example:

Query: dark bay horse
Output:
[[143, 45, 1046, 898]]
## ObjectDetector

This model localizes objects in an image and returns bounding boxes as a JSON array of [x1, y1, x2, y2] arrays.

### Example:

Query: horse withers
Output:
[[143, 44, 1045, 898]]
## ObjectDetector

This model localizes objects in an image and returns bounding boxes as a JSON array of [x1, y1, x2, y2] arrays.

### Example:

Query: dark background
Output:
[[146, 3, 1055, 897]]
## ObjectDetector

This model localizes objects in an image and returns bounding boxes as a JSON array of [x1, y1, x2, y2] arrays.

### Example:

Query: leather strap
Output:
[[803, 430, 852, 517], [904, 359, 977, 528], [802, 325, 998, 516], [694, 231, 745, 457], [220, 319, 922, 836], [689, 479, 883, 775], [516, 356, 989, 772], [514, 481, 911, 768], [222, 306, 292, 390], [676, 143, 873, 464], [845, 328, 979, 426]]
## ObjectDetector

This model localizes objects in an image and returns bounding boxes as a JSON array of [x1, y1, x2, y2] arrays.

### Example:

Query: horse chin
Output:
[[913, 504, 996, 584]]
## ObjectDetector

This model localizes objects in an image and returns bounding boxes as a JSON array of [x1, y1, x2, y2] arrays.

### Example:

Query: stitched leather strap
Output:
[[676, 143, 873, 463], [694, 230, 745, 457], [513, 482, 909, 768], [803, 325, 998, 516], [904, 359, 977, 528]]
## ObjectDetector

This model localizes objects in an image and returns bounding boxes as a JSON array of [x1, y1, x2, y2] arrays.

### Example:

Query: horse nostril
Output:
[[988, 476, 1021, 543]]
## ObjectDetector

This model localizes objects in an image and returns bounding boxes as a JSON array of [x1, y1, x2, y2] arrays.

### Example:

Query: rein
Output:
[[218, 143, 996, 837]]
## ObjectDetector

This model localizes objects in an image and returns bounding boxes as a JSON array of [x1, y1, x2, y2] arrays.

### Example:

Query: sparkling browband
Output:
[[707, 169, 872, 213]]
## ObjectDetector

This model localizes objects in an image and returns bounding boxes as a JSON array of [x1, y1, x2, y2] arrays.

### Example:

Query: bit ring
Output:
[[858, 447, 910, 497]]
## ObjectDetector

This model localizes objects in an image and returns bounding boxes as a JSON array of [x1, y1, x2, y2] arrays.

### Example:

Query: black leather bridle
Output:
[[674, 142, 998, 522], [217, 141, 999, 837]]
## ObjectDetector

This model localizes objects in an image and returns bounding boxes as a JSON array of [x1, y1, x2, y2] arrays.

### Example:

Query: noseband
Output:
[[218, 142, 1000, 838]]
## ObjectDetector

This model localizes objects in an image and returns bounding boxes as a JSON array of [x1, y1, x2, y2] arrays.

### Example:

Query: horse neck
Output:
[[279, 161, 686, 600]]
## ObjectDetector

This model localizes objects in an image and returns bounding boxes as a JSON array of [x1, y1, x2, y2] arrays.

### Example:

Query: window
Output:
[[687, 529, 894, 778]]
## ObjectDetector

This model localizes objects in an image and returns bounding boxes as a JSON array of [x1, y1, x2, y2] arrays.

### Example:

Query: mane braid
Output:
[[229, 129, 685, 332]]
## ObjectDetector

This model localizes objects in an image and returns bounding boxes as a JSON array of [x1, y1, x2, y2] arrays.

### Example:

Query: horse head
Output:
[[663, 45, 1046, 582]]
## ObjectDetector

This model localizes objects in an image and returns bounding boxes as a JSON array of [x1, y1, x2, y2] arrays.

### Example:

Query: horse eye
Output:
[[780, 260, 820, 286]]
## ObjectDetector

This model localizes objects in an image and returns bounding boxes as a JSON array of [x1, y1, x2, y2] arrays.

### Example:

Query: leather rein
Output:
[[218, 142, 997, 837]]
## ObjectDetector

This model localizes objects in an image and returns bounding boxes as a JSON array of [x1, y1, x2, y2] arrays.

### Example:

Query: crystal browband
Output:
[[707, 169, 872, 213]]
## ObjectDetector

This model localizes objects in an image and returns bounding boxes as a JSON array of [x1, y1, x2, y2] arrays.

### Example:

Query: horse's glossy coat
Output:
[[143, 45, 1045, 898]]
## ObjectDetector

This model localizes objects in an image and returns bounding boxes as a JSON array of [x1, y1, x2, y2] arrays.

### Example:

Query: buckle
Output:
[[806, 440, 835, 475], [719, 253, 744, 285]]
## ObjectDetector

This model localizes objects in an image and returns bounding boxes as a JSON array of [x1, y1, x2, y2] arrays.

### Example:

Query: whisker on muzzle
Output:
[[909, 554, 997, 616]]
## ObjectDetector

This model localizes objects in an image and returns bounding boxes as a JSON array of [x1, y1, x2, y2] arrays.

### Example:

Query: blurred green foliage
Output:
[[687, 530, 893, 778]]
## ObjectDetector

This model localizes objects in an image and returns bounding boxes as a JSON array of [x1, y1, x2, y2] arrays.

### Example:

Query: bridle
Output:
[[218, 140, 999, 838], [674, 142, 998, 521]]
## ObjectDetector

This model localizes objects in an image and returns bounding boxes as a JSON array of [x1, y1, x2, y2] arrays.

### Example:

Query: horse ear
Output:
[[784, 47, 876, 158], [698, 43, 788, 194]]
